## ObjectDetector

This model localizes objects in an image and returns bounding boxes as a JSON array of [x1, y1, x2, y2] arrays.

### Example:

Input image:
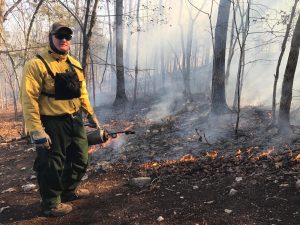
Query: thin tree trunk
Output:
[[234, 0, 251, 135], [106, 0, 114, 92], [133, 0, 141, 104], [114, 0, 128, 106], [272, 0, 299, 124], [0, 0, 4, 45], [278, 13, 300, 129]]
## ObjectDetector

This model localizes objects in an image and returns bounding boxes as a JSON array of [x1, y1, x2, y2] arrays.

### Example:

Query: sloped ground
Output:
[[0, 98, 299, 225]]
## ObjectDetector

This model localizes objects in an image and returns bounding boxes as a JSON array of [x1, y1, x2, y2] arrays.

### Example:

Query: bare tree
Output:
[[133, 0, 141, 104], [114, 0, 128, 106], [272, 0, 299, 124], [278, 12, 300, 130], [0, 0, 4, 43], [211, 0, 231, 114], [232, 0, 251, 135]]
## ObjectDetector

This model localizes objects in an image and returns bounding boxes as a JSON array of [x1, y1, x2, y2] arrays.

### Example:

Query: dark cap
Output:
[[50, 21, 73, 35]]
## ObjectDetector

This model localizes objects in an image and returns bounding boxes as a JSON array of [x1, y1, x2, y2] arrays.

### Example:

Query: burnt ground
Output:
[[0, 97, 299, 225]]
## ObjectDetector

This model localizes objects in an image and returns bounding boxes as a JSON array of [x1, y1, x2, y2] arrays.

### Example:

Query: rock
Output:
[[20, 167, 26, 171], [193, 185, 199, 190], [24, 147, 35, 152], [229, 188, 238, 196], [1, 188, 17, 194], [81, 174, 88, 181], [296, 180, 300, 189], [30, 175, 37, 180], [224, 209, 232, 214], [21, 183, 36, 192], [204, 200, 214, 204], [157, 216, 164, 222], [235, 177, 243, 182], [130, 177, 151, 188]]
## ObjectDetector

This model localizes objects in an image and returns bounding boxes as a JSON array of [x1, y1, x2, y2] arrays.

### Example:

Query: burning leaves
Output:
[[293, 153, 300, 162], [206, 151, 218, 160], [142, 147, 300, 173]]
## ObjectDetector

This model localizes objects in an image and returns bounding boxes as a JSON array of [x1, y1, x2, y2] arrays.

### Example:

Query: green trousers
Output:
[[33, 113, 89, 210]]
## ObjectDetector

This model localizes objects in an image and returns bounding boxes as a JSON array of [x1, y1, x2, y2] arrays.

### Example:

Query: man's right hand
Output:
[[31, 129, 52, 150]]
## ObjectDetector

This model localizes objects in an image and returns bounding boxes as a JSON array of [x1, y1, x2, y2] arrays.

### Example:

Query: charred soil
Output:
[[0, 99, 299, 225]]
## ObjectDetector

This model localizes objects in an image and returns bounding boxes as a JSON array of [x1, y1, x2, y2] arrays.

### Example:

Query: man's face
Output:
[[52, 32, 72, 53]]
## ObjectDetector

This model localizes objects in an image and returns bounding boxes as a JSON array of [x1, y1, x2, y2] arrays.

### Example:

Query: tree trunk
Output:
[[133, 0, 141, 104], [278, 13, 300, 129], [159, 0, 166, 89], [0, 0, 4, 45], [272, 0, 299, 124], [211, 0, 231, 114], [106, 0, 115, 92], [124, 0, 133, 69], [114, 0, 128, 106], [81, 0, 91, 77]]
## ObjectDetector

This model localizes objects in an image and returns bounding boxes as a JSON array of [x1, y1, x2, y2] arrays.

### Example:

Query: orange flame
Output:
[[206, 151, 218, 159], [143, 162, 160, 169], [253, 149, 274, 160], [294, 154, 300, 162], [88, 136, 115, 155], [179, 154, 198, 162]]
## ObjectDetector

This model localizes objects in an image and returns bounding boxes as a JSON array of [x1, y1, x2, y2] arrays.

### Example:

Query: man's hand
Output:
[[87, 113, 101, 129], [31, 129, 52, 150]]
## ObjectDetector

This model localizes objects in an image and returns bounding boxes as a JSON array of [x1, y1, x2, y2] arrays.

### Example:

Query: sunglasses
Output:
[[54, 33, 72, 41]]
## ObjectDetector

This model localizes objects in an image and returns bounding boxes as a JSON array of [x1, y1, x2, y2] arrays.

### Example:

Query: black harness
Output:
[[36, 54, 82, 100]]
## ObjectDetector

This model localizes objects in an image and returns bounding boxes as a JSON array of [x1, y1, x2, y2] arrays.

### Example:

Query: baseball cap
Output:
[[50, 21, 73, 35]]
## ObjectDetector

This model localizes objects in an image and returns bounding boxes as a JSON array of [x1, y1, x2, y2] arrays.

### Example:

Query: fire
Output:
[[179, 154, 198, 162], [253, 149, 274, 160], [294, 154, 300, 162], [143, 162, 160, 169], [88, 136, 115, 155], [88, 145, 97, 155], [206, 151, 218, 159]]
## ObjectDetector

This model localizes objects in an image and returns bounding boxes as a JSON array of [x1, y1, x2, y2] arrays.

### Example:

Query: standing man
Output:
[[21, 21, 108, 217]]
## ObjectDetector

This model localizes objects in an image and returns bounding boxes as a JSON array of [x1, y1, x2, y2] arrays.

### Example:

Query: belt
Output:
[[41, 111, 81, 119]]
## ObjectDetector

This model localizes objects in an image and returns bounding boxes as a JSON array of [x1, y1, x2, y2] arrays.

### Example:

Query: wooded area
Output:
[[0, 0, 300, 131], [0, 1, 300, 224]]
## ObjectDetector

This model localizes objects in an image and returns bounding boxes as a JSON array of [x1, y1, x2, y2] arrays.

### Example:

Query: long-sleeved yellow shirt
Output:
[[21, 49, 94, 133]]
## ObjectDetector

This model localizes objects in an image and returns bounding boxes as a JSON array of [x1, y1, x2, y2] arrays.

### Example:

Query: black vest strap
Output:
[[41, 91, 55, 97], [36, 54, 55, 79]]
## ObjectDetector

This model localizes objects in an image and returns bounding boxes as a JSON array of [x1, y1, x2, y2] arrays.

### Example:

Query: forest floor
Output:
[[0, 96, 299, 225]]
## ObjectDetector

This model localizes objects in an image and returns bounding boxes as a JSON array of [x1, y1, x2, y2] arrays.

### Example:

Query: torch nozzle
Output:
[[109, 130, 135, 138]]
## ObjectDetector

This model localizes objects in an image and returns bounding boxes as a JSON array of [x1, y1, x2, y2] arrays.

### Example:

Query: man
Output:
[[21, 21, 108, 217]]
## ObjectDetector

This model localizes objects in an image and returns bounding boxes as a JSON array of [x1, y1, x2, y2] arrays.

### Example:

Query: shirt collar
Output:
[[47, 48, 69, 62]]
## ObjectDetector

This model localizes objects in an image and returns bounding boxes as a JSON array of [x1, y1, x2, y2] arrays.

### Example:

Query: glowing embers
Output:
[[143, 154, 198, 169], [205, 151, 218, 160], [180, 154, 198, 162], [143, 160, 176, 169], [252, 148, 274, 160], [235, 149, 242, 159], [294, 154, 300, 162]]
